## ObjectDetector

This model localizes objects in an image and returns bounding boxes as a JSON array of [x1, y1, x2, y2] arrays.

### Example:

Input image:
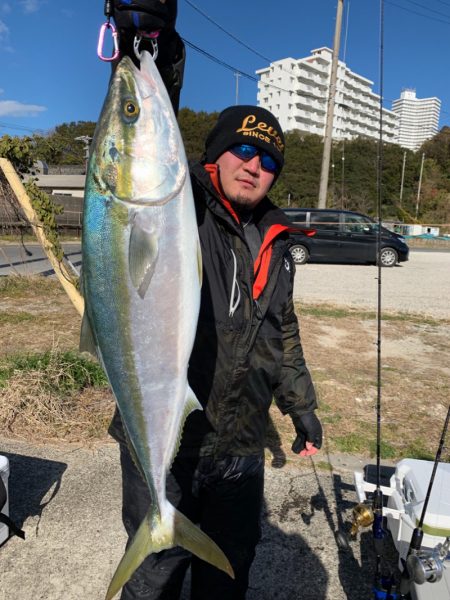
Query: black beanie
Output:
[[204, 105, 285, 171]]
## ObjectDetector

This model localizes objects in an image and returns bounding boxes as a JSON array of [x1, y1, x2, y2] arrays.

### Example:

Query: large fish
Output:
[[81, 50, 233, 599]]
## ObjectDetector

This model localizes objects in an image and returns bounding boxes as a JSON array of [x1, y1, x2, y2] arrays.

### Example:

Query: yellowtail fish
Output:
[[81, 50, 233, 599]]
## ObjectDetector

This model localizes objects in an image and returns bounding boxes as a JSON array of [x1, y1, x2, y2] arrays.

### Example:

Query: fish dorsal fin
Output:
[[169, 386, 202, 469], [129, 222, 159, 299]]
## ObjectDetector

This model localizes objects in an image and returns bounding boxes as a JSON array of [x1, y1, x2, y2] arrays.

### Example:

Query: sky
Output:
[[0, 0, 449, 136]]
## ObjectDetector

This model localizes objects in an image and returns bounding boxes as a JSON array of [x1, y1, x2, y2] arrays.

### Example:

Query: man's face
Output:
[[215, 150, 276, 211]]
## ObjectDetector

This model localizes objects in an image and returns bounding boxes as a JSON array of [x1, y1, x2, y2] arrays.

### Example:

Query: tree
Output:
[[33, 121, 96, 165], [0, 135, 36, 174], [178, 108, 219, 162]]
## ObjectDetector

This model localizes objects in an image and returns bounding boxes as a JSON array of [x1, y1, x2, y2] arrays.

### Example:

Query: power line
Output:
[[182, 38, 320, 100], [0, 121, 46, 134], [402, 0, 450, 18], [182, 0, 310, 87], [385, 0, 450, 25], [183, 0, 271, 64], [182, 38, 256, 81]]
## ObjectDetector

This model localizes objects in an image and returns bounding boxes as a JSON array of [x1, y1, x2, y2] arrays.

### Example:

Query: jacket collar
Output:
[[190, 162, 293, 234]]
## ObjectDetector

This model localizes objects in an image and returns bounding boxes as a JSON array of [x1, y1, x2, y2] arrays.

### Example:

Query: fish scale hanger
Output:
[[98, 0, 160, 63]]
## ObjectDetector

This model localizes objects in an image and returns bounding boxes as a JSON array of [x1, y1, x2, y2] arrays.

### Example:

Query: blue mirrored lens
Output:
[[229, 144, 258, 160], [260, 154, 278, 173], [229, 144, 278, 173]]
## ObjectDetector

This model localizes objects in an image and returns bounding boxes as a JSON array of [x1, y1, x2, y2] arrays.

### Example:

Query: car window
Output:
[[285, 211, 307, 224], [310, 212, 340, 231], [343, 214, 374, 233]]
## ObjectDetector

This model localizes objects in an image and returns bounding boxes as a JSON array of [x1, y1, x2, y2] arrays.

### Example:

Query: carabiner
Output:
[[97, 21, 120, 62]]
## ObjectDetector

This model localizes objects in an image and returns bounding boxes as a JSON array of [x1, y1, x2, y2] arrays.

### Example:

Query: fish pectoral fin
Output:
[[79, 312, 98, 359], [105, 503, 234, 600], [129, 223, 159, 299]]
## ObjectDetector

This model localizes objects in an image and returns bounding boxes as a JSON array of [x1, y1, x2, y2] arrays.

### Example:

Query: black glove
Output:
[[290, 411, 323, 454]]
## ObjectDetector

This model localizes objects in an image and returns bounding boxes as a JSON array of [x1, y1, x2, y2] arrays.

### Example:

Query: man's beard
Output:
[[228, 192, 260, 211]]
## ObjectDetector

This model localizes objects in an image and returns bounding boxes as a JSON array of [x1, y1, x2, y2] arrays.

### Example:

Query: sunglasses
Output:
[[228, 144, 279, 174]]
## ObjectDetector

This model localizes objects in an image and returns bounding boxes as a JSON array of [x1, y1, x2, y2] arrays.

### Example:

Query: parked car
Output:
[[283, 208, 409, 267]]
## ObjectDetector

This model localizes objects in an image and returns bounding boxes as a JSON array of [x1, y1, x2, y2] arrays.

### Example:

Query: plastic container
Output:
[[0, 454, 9, 545]]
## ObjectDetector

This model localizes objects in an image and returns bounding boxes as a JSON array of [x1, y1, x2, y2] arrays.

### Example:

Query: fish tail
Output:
[[105, 503, 234, 600]]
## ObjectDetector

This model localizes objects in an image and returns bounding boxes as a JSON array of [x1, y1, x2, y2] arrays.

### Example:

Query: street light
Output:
[[75, 135, 92, 174]]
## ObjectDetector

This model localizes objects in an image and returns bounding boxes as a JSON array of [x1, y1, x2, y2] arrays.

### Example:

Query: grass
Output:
[[0, 350, 112, 442], [0, 350, 107, 390], [0, 275, 60, 297], [334, 433, 368, 454], [298, 303, 447, 326], [400, 441, 436, 461], [0, 312, 37, 325], [0, 275, 448, 459]]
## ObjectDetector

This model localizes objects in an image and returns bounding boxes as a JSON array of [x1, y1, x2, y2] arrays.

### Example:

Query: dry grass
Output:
[[0, 348, 114, 443], [0, 275, 449, 460]]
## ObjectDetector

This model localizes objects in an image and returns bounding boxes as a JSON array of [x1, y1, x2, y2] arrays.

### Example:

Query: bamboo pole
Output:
[[0, 158, 84, 317]]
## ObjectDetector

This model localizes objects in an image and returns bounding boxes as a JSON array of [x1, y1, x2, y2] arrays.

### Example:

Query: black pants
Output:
[[117, 441, 264, 600]]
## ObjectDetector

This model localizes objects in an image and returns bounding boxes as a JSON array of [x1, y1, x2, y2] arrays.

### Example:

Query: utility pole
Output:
[[234, 72, 241, 105], [399, 150, 406, 205], [318, 0, 344, 208], [75, 135, 92, 174], [415, 152, 425, 219]]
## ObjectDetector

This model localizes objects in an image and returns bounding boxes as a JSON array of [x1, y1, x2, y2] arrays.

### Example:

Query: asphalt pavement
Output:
[[0, 438, 387, 600]]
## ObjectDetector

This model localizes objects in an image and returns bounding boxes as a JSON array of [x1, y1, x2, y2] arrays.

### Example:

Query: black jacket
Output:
[[110, 162, 317, 457], [178, 163, 317, 458]]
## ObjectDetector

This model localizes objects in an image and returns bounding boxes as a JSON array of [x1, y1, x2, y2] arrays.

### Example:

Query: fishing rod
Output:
[[371, 3, 400, 596], [349, 2, 401, 597], [399, 405, 450, 594]]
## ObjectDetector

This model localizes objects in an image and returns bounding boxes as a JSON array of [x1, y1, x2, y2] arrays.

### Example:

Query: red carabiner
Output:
[[97, 21, 119, 62]]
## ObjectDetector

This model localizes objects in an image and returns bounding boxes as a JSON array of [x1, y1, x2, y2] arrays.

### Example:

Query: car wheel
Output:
[[290, 244, 309, 265], [379, 247, 398, 267]]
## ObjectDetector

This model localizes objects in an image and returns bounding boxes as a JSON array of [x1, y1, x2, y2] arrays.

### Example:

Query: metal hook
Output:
[[133, 35, 159, 62], [97, 21, 120, 62]]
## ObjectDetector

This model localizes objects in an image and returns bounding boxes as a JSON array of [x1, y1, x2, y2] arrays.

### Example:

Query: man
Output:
[[109, 3, 322, 599]]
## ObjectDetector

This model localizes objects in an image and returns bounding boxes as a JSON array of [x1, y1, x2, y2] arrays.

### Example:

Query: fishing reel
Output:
[[404, 537, 450, 586], [350, 501, 375, 537]]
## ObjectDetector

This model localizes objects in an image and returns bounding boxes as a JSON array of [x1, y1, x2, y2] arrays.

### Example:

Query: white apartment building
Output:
[[256, 47, 398, 143], [392, 89, 441, 151]]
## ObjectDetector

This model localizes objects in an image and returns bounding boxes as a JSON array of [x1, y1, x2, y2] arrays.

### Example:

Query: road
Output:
[[1, 243, 449, 319], [293, 250, 450, 319], [0, 243, 82, 277], [0, 438, 384, 600]]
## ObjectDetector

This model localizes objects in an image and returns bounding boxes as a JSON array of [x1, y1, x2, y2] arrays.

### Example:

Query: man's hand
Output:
[[291, 411, 322, 457]]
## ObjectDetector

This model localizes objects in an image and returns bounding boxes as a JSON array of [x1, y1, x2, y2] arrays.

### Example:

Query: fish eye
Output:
[[123, 100, 140, 121]]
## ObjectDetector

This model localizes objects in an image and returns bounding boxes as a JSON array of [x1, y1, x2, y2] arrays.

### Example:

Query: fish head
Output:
[[91, 51, 186, 205]]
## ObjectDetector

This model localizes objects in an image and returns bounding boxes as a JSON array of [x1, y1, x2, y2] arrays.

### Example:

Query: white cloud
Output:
[[0, 100, 46, 117], [0, 18, 9, 38], [1, 3, 12, 14], [20, 0, 41, 14]]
